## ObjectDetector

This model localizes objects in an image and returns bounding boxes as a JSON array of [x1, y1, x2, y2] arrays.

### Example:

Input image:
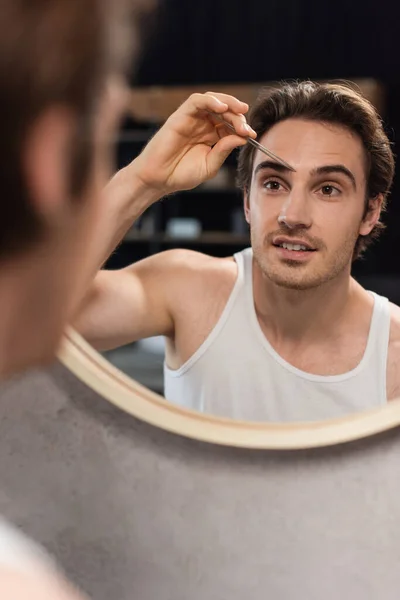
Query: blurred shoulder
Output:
[[0, 518, 84, 599]]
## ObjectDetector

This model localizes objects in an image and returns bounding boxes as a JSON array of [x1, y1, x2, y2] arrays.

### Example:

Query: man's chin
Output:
[[273, 278, 320, 291], [263, 266, 326, 291]]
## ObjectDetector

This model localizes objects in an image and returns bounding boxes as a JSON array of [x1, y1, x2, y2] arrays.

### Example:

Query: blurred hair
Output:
[[0, 0, 149, 257], [237, 81, 395, 258]]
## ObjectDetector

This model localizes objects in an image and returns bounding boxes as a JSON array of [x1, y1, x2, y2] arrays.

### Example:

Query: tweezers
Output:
[[209, 111, 295, 172]]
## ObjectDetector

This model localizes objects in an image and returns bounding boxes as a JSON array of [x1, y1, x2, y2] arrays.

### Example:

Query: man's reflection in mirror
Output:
[[75, 82, 400, 422]]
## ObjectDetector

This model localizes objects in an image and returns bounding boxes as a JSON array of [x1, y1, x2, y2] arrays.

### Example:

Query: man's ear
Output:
[[359, 194, 384, 236], [244, 190, 251, 224], [23, 106, 75, 220]]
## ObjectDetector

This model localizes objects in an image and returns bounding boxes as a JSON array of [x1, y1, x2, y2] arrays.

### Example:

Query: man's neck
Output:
[[0, 254, 56, 379], [252, 261, 366, 346], [0, 274, 21, 377]]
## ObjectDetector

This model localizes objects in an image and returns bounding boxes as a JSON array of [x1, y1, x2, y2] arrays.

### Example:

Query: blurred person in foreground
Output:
[[0, 0, 254, 597]]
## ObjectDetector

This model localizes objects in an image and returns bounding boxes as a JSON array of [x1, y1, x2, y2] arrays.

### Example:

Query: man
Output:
[[75, 81, 400, 422], [0, 0, 252, 597]]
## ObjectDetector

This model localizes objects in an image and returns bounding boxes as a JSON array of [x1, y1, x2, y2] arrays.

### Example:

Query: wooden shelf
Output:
[[124, 230, 249, 245], [181, 185, 238, 194], [128, 79, 385, 123]]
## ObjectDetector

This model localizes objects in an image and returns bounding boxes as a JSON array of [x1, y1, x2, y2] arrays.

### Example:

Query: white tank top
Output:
[[164, 248, 390, 422]]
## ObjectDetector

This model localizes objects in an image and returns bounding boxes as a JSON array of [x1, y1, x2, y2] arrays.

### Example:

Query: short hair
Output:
[[237, 81, 395, 259], [0, 0, 140, 258]]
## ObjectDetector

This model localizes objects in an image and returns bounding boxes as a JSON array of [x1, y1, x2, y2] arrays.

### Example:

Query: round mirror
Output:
[[59, 328, 400, 450], [71, 80, 400, 440]]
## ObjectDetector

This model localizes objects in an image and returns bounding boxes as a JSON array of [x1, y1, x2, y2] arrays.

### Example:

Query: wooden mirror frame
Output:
[[58, 328, 400, 450], [59, 78, 390, 451]]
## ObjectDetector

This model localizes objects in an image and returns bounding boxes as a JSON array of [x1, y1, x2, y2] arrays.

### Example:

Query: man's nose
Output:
[[278, 190, 312, 230]]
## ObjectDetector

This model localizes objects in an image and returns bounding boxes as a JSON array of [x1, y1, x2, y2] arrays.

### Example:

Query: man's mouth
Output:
[[274, 242, 316, 252], [272, 237, 317, 252]]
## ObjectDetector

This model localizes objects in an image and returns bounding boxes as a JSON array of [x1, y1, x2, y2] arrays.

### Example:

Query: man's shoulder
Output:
[[151, 248, 239, 325], [0, 518, 55, 575], [154, 247, 235, 268], [148, 248, 238, 285], [0, 519, 84, 598]]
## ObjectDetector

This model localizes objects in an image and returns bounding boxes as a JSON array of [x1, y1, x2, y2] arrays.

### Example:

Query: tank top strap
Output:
[[366, 291, 390, 374], [165, 250, 247, 378], [233, 247, 253, 286]]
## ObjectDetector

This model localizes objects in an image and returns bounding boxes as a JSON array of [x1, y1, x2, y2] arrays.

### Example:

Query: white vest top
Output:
[[164, 248, 390, 422]]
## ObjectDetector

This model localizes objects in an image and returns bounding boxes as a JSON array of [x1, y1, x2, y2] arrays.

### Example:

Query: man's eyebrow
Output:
[[311, 164, 357, 190], [253, 161, 357, 190], [254, 160, 291, 176]]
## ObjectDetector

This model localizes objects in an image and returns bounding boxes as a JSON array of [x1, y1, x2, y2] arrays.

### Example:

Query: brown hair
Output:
[[237, 81, 395, 258], [0, 0, 140, 258]]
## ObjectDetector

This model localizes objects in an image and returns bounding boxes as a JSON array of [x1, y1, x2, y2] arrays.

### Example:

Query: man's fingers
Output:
[[209, 111, 257, 139], [206, 135, 247, 177], [180, 93, 229, 116], [168, 92, 257, 141], [206, 91, 249, 114], [204, 92, 256, 136], [180, 92, 250, 121]]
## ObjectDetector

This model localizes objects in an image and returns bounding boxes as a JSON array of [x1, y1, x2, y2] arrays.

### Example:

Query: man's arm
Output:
[[74, 247, 216, 351], [73, 92, 254, 348], [78, 92, 254, 281], [73, 249, 194, 350]]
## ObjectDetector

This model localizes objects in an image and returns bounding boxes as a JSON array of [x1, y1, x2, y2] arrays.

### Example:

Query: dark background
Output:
[[113, 0, 400, 287]]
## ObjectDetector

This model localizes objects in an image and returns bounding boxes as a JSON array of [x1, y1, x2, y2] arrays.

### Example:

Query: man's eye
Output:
[[320, 185, 340, 196], [264, 180, 283, 191]]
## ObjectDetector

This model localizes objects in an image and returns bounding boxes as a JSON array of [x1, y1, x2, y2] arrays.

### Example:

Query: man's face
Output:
[[245, 118, 381, 290]]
